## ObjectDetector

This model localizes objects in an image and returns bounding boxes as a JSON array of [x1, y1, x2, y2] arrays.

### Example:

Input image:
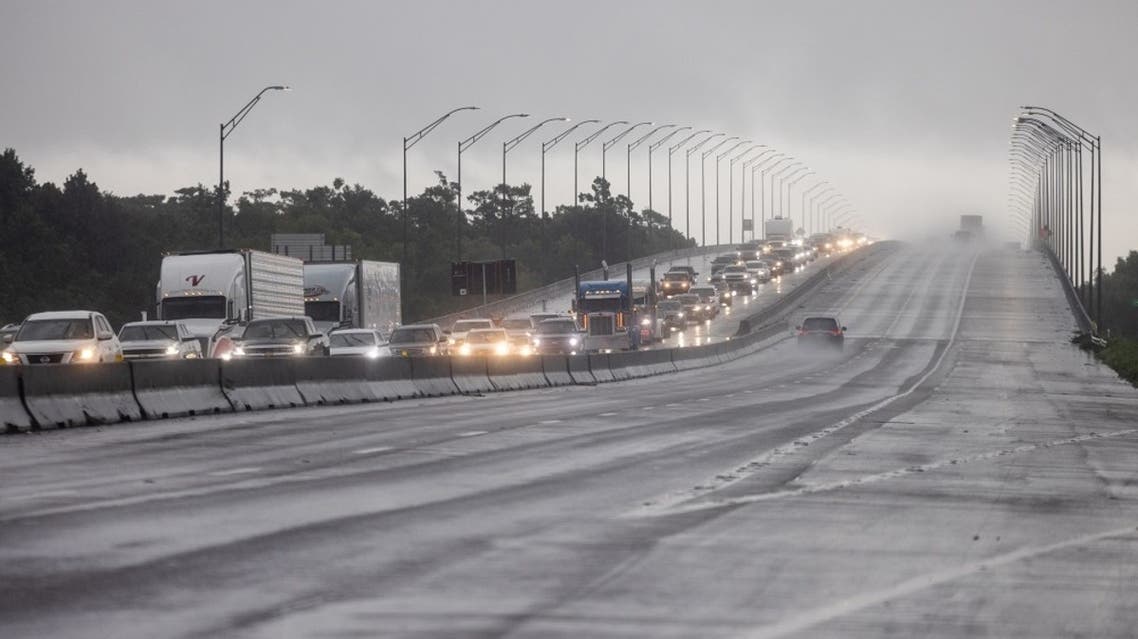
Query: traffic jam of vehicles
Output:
[[0, 223, 867, 365]]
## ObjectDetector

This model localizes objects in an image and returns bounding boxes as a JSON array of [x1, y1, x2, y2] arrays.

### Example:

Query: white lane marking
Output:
[[642, 406, 655, 411], [740, 524, 1138, 639], [599, 412, 619, 417], [352, 446, 394, 455], [637, 252, 980, 516], [457, 430, 488, 437], [14, 490, 79, 501], [665, 403, 682, 408], [209, 467, 261, 477], [539, 419, 562, 424], [697, 398, 711, 402]]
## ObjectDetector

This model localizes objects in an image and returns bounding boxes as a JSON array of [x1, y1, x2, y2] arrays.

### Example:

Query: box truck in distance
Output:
[[303, 260, 401, 336]]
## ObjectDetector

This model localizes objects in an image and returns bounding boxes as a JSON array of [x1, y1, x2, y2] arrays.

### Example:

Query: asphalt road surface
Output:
[[2, 240, 1137, 638]]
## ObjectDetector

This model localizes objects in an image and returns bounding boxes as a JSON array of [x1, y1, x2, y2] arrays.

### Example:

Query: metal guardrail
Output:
[[1041, 244, 1094, 335], [425, 244, 729, 328]]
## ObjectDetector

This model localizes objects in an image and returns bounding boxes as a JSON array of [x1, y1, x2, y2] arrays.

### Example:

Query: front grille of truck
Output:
[[589, 315, 614, 336]]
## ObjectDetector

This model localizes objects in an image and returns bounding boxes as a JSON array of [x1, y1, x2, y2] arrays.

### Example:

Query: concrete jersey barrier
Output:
[[541, 355, 575, 387], [131, 359, 233, 419], [0, 367, 32, 433], [221, 359, 306, 411], [21, 363, 142, 429], [451, 356, 494, 394], [410, 357, 460, 397], [487, 355, 549, 391]]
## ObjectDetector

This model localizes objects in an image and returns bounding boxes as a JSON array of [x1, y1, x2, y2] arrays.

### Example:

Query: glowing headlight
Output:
[[366, 348, 381, 358], [1, 351, 16, 364], [292, 343, 305, 355], [677, 312, 684, 318], [428, 345, 438, 355], [165, 344, 180, 355], [750, 278, 757, 285], [640, 318, 650, 326], [568, 337, 579, 346], [459, 344, 472, 356], [447, 337, 456, 345], [494, 342, 510, 356], [519, 345, 533, 356], [232, 347, 246, 357], [533, 338, 542, 346], [75, 347, 97, 362]]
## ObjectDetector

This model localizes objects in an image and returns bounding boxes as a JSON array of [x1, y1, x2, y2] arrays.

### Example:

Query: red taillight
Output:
[[832, 329, 842, 335]]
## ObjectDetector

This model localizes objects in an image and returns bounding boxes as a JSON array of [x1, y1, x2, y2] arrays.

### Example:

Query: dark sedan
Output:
[[797, 316, 846, 350]]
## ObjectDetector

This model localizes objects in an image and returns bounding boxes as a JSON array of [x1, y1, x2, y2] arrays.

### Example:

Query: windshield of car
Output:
[[690, 287, 715, 297], [537, 319, 578, 334], [663, 272, 689, 281], [241, 320, 307, 339], [746, 261, 765, 269], [803, 317, 839, 331], [119, 325, 179, 342], [465, 329, 507, 344], [388, 328, 437, 344], [501, 319, 532, 330], [160, 296, 226, 320], [453, 319, 493, 332], [674, 294, 700, 304], [330, 332, 376, 347], [657, 300, 682, 311], [724, 265, 747, 274], [16, 318, 94, 341]]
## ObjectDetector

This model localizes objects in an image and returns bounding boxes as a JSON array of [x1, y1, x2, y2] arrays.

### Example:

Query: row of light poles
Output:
[[211, 87, 859, 277], [1008, 106, 1102, 330]]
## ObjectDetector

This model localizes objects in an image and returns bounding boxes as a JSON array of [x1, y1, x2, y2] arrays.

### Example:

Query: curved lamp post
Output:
[[219, 85, 290, 248], [456, 113, 529, 258]]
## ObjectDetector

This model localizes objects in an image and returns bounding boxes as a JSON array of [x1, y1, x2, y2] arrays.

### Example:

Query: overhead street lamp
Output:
[[727, 144, 762, 244], [816, 193, 841, 230], [703, 136, 742, 247], [647, 126, 690, 216], [542, 119, 599, 216], [766, 159, 800, 234], [777, 165, 810, 219], [800, 181, 829, 235], [628, 124, 678, 202], [806, 185, 837, 235], [575, 120, 627, 204], [666, 129, 710, 230], [501, 116, 568, 261], [456, 113, 529, 258], [784, 169, 814, 231], [218, 84, 290, 248], [685, 132, 725, 243], [601, 121, 652, 184], [742, 150, 778, 242], [599, 121, 652, 261], [503, 117, 569, 191]]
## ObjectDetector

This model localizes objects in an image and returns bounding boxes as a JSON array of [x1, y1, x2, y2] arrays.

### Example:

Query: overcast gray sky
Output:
[[3, 0, 1135, 268]]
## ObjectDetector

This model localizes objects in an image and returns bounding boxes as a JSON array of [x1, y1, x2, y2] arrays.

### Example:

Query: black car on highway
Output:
[[796, 316, 845, 350], [230, 317, 329, 358], [531, 317, 584, 355]]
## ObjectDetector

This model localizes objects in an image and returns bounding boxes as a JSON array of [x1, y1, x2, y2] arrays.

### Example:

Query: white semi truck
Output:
[[156, 249, 304, 355], [765, 216, 794, 242], [303, 260, 401, 336]]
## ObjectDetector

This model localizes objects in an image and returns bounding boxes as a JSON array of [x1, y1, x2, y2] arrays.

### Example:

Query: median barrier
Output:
[[220, 358, 306, 411], [606, 351, 636, 381], [22, 363, 142, 429], [607, 349, 674, 379], [567, 354, 595, 385], [541, 355, 575, 386], [410, 356, 459, 397], [0, 367, 32, 433], [588, 353, 616, 383], [451, 356, 494, 394], [487, 356, 549, 391], [131, 359, 233, 419], [293, 357, 379, 406], [368, 357, 419, 400]]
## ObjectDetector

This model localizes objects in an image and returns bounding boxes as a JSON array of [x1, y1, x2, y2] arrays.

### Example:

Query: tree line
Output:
[[0, 148, 692, 328]]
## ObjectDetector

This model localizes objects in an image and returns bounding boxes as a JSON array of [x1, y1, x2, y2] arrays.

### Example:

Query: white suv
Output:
[[1, 311, 124, 365]]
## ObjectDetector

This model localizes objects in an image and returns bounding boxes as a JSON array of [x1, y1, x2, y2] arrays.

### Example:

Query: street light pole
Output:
[[784, 170, 814, 235], [542, 119, 600, 215], [403, 105, 478, 268], [800, 181, 829, 235], [648, 126, 691, 220], [575, 120, 627, 205], [598, 121, 652, 261], [218, 85, 289, 248], [628, 124, 678, 203], [741, 150, 777, 242], [685, 132, 724, 243], [455, 112, 530, 259], [728, 145, 762, 244], [704, 136, 742, 247], [666, 129, 710, 234], [500, 116, 568, 259]]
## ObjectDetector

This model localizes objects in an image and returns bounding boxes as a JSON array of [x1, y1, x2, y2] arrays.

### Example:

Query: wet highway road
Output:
[[2, 241, 1137, 638]]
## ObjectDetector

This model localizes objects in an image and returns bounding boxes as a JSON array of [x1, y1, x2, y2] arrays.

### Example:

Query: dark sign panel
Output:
[[451, 260, 517, 296]]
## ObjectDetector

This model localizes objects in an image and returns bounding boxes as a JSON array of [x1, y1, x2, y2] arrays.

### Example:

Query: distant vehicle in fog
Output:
[[797, 316, 846, 350], [118, 320, 202, 360], [2, 310, 122, 365]]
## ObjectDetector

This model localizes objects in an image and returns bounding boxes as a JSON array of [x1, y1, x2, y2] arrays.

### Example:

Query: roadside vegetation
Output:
[[1073, 250, 1138, 386], [1097, 338, 1138, 386], [0, 149, 692, 326]]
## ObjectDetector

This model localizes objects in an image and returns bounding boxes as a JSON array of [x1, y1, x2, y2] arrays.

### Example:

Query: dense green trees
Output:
[[1097, 251, 1138, 339], [0, 149, 691, 327]]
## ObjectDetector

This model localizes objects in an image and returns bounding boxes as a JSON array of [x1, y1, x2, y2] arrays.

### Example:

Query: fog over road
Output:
[[2, 241, 1136, 638]]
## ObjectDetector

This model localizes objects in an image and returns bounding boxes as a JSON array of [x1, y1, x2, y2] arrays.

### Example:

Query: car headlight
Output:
[[232, 347, 246, 357], [74, 347, 97, 362], [429, 345, 438, 355], [165, 344, 180, 355], [367, 348, 381, 359], [447, 337, 456, 345], [292, 343, 305, 355], [459, 344, 472, 356], [533, 338, 542, 346], [640, 318, 650, 326], [1, 351, 16, 364], [568, 337, 579, 346], [677, 312, 684, 318], [494, 342, 510, 356]]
